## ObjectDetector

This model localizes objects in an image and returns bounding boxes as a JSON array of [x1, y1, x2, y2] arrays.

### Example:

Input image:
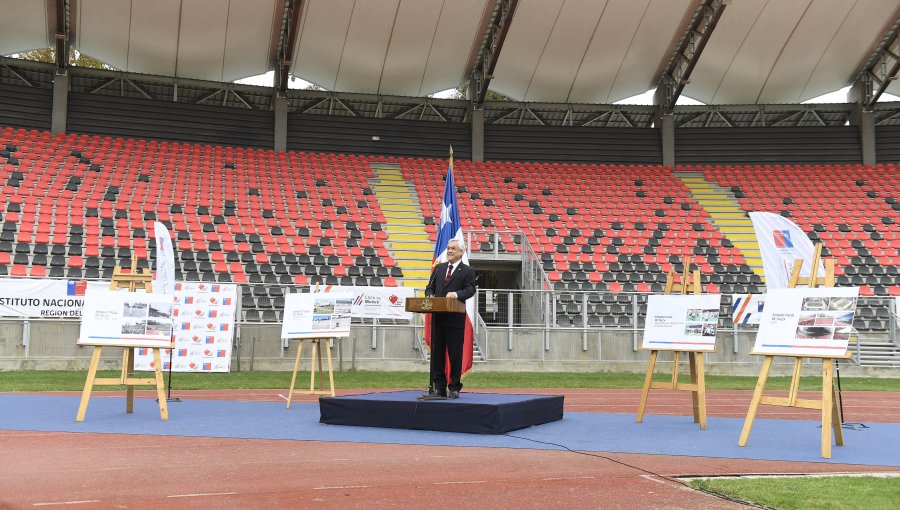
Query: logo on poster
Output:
[[66, 280, 87, 296]]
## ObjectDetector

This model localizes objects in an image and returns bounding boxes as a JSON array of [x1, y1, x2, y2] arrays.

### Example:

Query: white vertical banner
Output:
[[135, 282, 238, 372], [749, 212, 825, 289], [153, 221, 176, 297]]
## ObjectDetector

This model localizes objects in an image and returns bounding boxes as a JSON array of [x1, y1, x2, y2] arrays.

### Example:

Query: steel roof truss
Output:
[[470, 0, 519, 109], [657, 0, 727, 112]]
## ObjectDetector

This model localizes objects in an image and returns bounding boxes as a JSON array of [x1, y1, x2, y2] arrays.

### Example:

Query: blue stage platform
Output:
[[319, 390, 564, 434]]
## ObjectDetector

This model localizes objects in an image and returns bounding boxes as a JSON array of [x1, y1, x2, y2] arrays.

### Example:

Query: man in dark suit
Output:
[[423, 239, 477, 399]]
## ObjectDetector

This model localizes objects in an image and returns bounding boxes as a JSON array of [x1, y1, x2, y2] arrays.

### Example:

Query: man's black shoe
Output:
[[448, 390, 459, 400]]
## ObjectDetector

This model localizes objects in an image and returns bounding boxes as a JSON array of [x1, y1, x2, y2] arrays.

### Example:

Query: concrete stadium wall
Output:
[[2, 320, 896, 378]]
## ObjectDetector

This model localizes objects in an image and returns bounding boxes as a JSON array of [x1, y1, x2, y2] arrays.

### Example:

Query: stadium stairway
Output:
[[856, 338, 900, 367], [677, 172, 764, 278], [371, 164, 433, 289]]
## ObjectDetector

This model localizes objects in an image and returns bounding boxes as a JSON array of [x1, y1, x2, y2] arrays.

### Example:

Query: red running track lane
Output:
[[3, 388, 898, 509], [2, 431, 897, 510]]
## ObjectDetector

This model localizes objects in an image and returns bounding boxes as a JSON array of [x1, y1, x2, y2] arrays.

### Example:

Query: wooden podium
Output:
[[405, 296, 466, 314]]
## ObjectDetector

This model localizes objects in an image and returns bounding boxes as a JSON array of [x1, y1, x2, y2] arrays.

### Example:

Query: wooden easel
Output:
[[286, 337, 336, 408], [738, 244, 845, 458], [636, 259, 710, 429], [76, 259, 170, 422]]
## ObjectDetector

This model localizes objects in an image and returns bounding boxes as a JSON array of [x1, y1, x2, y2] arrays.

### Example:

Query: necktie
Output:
[[444, 264, 453, 284]]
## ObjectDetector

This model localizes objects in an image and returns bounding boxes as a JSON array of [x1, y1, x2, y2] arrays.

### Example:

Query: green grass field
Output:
[[1, 370, 899, 392], [691, 476, 900, 510]]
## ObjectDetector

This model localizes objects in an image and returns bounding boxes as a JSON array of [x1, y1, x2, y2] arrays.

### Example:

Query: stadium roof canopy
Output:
[[3, 0, 899, 105]]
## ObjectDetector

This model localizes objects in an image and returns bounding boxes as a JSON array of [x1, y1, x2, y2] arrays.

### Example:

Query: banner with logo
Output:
[[134, 282, 238, 373], [311, 285, 415, 320], [751, 286, 859, 357], [282, 292, 353, 339], [0, 279, 109, 317], [641, 294, 722, 352], [78, 288, 174, 348], [731, 294, 766, 325], [749, 212, 825, 289]]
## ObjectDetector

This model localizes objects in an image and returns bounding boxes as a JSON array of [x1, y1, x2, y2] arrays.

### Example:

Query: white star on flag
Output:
[[439, 202, 452, 227]]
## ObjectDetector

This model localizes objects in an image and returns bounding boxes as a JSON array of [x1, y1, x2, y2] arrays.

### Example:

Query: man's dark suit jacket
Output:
[[424, 261, 476, 328]]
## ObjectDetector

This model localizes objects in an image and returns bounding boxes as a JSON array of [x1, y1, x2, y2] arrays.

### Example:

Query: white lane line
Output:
[[541, 476, 597, 481], [433, 480, 487, 485], [166, 492, 238, 498], [641, 475, 671, 485], [313, 485, 370, 490], [33, 500, 100, 507]]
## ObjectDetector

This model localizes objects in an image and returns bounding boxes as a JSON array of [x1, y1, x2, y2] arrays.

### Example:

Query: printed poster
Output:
[[752, 287, 859, 357], [312, 285, 415, 320], [78, 288, 174, 348], [641, 294, 722, 352], [282, 292, 353, 339], [731, 294, 766, 325], [135, 282, 238, 373]]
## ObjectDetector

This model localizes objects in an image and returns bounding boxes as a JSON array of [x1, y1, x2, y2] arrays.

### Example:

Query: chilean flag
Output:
[[424, 150, 475, 378]]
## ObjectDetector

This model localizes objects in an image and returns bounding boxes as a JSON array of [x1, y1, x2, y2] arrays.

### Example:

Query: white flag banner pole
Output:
[[153, 222, 176, 297], [749, 212, 825, 289]]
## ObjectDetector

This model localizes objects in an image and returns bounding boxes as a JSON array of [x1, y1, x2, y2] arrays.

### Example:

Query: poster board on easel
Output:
[[75, 261, 174, 422], [636, 259, 720, 430], [739, 243, 853, 458], [281, 292, 353, 406]]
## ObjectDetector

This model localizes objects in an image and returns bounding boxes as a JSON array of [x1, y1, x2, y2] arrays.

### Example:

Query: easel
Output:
[[636, 259, 710, 429], [286, 337, 336, 408], [738, 244, 845, 458], [76, 259, 170, 421]]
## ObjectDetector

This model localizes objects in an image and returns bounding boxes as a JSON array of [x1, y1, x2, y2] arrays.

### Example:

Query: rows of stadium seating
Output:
[[702, 165, 900, 292], [402, 158, 762, 295], [0, 127, 407, 319], [397, 158, 897, 331], [2, 126, 898, 328]]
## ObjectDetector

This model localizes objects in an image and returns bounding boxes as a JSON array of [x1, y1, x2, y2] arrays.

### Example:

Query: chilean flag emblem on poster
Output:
[[135, 282, 238, 373]]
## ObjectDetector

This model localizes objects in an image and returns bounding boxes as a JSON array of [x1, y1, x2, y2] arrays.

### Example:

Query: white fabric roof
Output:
[[1, 0, 898, 103]]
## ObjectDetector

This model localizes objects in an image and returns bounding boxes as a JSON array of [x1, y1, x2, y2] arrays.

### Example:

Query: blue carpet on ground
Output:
[[1, 392, 898, 467]]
